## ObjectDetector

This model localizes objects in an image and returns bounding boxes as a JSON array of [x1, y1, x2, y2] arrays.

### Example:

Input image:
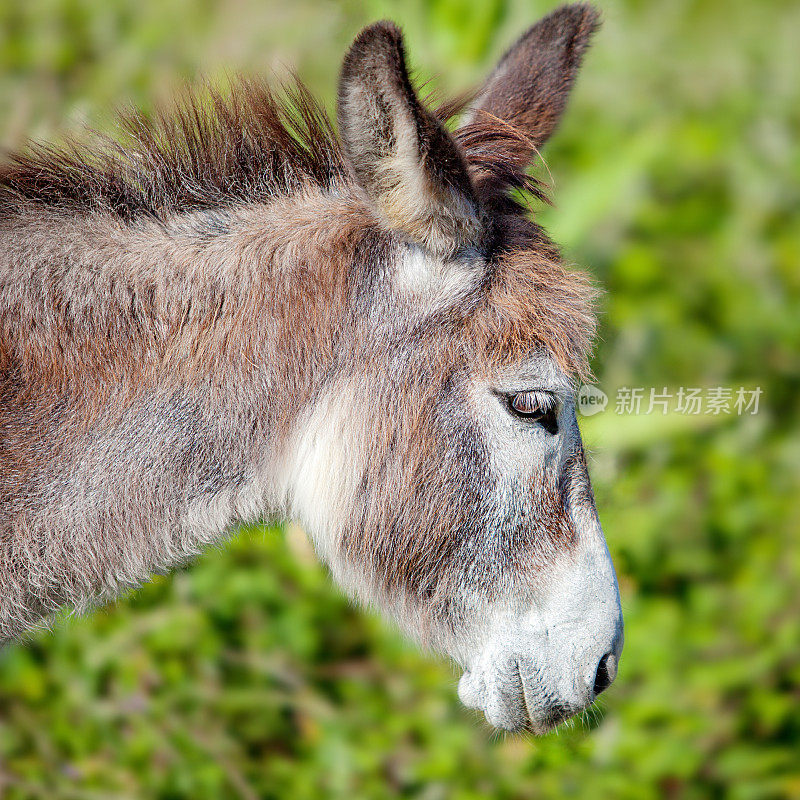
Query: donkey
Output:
[[0, 4, 622, 732]]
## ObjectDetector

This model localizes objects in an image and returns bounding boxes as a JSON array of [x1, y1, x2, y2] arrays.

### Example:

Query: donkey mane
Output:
[[0, 78, 544, 224], [0, 80, 346, 222]]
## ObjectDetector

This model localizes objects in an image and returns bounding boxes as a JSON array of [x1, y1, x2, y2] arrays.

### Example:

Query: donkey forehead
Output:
[[381, 235, 594, 385], [462, 245, 596, 381]]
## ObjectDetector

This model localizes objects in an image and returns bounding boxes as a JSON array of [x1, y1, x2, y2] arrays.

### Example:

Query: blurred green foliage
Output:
[[1, 0, 798, 797]]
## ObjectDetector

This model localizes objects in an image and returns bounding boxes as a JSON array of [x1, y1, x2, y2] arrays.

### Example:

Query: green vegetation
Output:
[[1, 0, 798, 797]]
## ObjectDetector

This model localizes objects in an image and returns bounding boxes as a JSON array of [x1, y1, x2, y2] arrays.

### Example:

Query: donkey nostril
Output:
[[593, 652, 615, 697]]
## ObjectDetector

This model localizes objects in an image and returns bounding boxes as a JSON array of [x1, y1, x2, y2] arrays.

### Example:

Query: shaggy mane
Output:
[[0, 78, 545, 222], [0, 80, 347, 221]]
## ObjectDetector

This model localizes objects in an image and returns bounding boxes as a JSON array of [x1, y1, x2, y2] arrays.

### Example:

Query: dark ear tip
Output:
[[360, 19, 403, 41], [510, 3, 600, 68], [344, 20, 404, 62], [339, 20, 407, 97], [553, 3, 602, 34], [574, 3, 602, 31]]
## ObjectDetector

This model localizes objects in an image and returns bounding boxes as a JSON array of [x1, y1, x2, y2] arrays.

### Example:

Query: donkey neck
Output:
[[0, 189, 380, 533]]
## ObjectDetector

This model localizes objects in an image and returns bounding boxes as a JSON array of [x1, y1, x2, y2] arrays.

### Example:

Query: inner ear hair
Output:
[[337, 21, 484, 257]]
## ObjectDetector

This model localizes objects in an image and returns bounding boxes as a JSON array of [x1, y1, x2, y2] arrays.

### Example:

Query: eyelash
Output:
[[505, 390, 559, 435]]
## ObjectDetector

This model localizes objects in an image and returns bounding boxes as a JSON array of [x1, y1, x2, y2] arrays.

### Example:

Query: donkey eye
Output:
[[507, 391, 559, 434]]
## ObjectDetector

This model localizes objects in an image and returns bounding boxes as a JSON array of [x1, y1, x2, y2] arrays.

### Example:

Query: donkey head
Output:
[[286, 4, 622, 733]]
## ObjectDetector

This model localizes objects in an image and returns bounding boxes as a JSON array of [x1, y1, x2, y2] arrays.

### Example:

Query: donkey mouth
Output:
[[533, 701, 575, 732], [457, 660, 576, 734], [512, 660, 578, 734]]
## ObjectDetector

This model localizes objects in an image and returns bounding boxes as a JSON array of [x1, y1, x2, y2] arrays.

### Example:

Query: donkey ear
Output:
[[462, 4, 600, 152], [338, 22, 483, 256]]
